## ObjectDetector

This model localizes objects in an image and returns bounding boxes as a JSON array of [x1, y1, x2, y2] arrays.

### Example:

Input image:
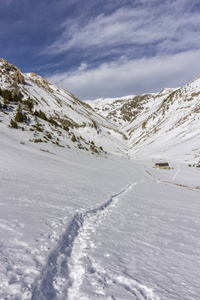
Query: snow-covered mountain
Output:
[[85, 89, 177, 125], [124, 80, 200, 162], [1, 58, 200, 163], [86, 81, 200, 163], [0, 58, 127, 157]]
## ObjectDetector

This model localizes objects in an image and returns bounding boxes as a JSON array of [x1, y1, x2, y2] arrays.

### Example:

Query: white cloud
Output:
[[44, 0, 200, 100], [48, 7, 160, 53], [45, 0, 199, 57], [47, 50, 200, 100], [78, 62, 87, 72]]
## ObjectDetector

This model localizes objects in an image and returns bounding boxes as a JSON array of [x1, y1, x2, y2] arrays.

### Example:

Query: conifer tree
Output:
[[15, 106, 24, 122]]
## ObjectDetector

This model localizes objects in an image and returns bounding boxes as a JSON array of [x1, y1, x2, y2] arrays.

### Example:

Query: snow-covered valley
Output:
[[0, 59, 200, 299], [1, 131, 200, 299]]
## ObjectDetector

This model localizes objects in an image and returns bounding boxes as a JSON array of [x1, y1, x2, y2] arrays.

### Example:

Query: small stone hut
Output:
[[155, 162, 170, 169]]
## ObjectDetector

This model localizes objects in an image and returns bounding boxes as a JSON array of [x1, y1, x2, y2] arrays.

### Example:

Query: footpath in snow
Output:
[[0, 133, 200, 299], [31, 180, 159, 300]]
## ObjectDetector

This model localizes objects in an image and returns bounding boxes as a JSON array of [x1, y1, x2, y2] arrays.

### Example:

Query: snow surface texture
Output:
[[0, 128, 200, 299]]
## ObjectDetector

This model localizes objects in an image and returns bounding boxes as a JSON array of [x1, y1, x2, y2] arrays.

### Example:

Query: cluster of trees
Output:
[[0, 88, 21, 102], [0, 87, 63, 130], [10, 105, 27, 129], [0, 87, 69, 133], [34, 109, 58, 127], [23, 99, 34, 111], [0, 88, 34, 113], [10, 106, 60, 130], [34, 109, 47, 120]]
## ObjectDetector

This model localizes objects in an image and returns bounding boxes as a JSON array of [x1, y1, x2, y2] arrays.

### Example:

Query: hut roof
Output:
[[155, 162, 169, 166]]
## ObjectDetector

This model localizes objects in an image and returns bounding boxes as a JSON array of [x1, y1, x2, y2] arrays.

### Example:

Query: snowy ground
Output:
[[0, 130, 200, 299]]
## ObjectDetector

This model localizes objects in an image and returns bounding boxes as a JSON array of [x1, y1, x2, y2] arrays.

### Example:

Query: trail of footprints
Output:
[[30, 181, 150, 300], [34, 216, 70, 258], [4, 180, 158, 300]]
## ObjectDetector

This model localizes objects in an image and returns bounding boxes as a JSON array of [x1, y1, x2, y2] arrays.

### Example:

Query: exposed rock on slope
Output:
[[0, 59, 126, 157], [86, 82, 200, 163], [0, 58, 200, 163]]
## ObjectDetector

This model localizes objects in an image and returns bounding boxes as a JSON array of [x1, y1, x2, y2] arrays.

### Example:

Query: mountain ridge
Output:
[[86, 76, 200, 163], [0, 58, 127, 158], [0, 58, 200, 163]]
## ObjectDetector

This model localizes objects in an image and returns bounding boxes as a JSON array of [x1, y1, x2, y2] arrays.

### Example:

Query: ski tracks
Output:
[[31, 180, 159, 300]]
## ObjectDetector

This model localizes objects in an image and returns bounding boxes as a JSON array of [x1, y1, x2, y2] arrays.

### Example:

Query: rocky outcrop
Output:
[[0, 58, 26, 85], [11, 70, 25, 85]]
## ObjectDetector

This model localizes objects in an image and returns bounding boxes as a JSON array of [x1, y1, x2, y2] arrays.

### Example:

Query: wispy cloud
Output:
[[42, 0, 200, 99], [47, 50, 200, 100], [45, 0, 199, 58]]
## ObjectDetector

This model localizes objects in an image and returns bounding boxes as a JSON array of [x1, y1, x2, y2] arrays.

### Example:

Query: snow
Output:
[[84, 76, 200, 164], [0, 127, 135, 299], [1, 60, 200, 299], [1, 125, 200, 299]]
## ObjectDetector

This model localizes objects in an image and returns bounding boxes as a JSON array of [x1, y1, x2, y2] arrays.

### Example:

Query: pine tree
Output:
[[10, 118, 18, 129], [71, 134, 76, 142], [15, 106, 24, 122]]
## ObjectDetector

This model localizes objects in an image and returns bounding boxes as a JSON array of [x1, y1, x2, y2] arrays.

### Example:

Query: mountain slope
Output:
[[1, 58, 200, 163], [123, 77, 200, 162], [86, 81, 200, 163], [85, 88, 177, 125], [0, 59, 127, 157], [1, 113, 200, 300]]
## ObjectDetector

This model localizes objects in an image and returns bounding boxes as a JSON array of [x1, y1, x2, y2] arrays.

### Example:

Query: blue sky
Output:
[[1, 0, 200, 99]]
